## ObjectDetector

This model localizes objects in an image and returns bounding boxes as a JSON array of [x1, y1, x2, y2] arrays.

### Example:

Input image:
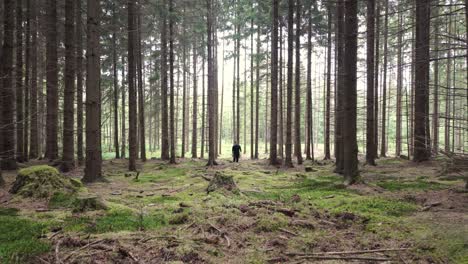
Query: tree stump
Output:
[[72, 195, 107, 213], [206, 172, 239, 194]]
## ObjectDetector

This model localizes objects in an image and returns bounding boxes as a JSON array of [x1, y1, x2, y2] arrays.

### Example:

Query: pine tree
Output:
[[366, 0, 376, 165], [284, 0, 294, 168], [61, 0, 76, 172], [29, 0, 39, 159], [83, 0, 102, 182], [128, 0, 138, 171], [16, 0, 25, 163], [294, 0, 303, 165], [269, 0, 279, 165], [76, 0, 84, 165]]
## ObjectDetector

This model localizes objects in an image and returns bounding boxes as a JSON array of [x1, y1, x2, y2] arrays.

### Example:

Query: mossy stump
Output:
[[72, 195, 107, 213], [10, 165, 78, 198], [206, 172, 239, 194]]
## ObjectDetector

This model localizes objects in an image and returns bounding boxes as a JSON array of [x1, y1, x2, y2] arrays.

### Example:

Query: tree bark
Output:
[[269, 0, 279, 165], [76, 0, 84, 165], [294, 0, 303, 165], [413, 0, 431, 162], [137, 7, 146, 162], [206, 0, 217, 166], [160, 0, 169, 160], [16, 0, 25, 162], [128, 0, 138, 171], [380, 0, 389, 158], [284, 0, 294, 168], [335, 0, 344, 173], [83, 0, 102, 182], [121, 56, 127, 158], [169, 0, 176, 164], [61, 0, 76, 172], [396, 5, 403, 157], [191, 41, 198, 158], [1, 0, 17, 169], [366, 0, 376, 165], [112, 3, 120, 159], [306, 4, 313, 161], [343, 0, 359, 184], [324, 3, 332, 160], [29, 0, 38, 159]]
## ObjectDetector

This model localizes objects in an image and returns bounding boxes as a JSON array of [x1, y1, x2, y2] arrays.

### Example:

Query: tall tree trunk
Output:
[[343, 0, 359, 184], [444, 4, 451, 153], [366, 0, 376, 165], [306, 4, 313, 161], [206, 0, 217, 166], [182, 31, 187, 158], [284, 0, 294, 167], [335, 0, 344, 173], [121, 56, 127, 158], [279, 23, 284, 159], [61, 0, 76, 172], [380, 0, 389, 157], [255, 24, 260, 159], [432, 5, 439, 155], [16, 0, 25, 162], [45, 0, 58, 161], [396, 5, 403, 157], [76, 0, 84, 165], [201, 56, 205, 158], [374, 1, 380, 159], [24, 0, 30, 161], [137, 8, 146, 162], [413, 0, 431, 162], [29, 0, 38, 159], [1, 0, 17, 169], [236, 20, 241, 144], [160, 0, 169, 160], [250, 18, 255, 159], [83, 0, 102, 182], [128, 0, 138, 171], [324, 3, 332, 160], [169, 0, 176, 164], [191, 41, 198, 158], [269, 0, 279, 165], [294, 0, 303, 165], [112, 3, 120, 159]]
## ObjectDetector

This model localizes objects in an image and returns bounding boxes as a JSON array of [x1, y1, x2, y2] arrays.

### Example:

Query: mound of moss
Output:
[[207, 172, 239, 194], [10, 165, 78, 198]]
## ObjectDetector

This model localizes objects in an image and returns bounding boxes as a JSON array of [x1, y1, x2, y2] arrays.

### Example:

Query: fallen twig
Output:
[[297, 255, 390, 261], [279, 228, 299, 237], [287, 248, 409, 256], [55, 239, 62, 264], [223, 234, 231, 248]]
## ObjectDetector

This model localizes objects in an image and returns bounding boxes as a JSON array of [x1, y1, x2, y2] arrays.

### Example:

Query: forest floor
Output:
[[1, 156, 467, 263]]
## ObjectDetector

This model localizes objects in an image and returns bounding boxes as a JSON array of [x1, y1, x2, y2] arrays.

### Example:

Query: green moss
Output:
[[168, 211, 190, 225], [255, 213, 288, 232], [48, 192, 76, 209], [0, 215, 50, 263], [11, 165, 77, 198]]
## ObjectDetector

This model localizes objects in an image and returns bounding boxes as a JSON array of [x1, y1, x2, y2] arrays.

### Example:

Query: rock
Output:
[[10, 165, 78, 198], [179, 202, 191, 208], [72, 195, 107, 213], [206, 172, 239, 194], [111, 191, 123, 196], [305, 167, 316, 172], [291, 194, 301, 203]]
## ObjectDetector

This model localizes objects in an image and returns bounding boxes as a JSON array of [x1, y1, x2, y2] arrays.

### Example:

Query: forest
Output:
[[0, 0, 467, 263]]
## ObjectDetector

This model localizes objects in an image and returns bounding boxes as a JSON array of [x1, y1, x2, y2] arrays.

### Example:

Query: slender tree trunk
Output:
[[294, 0, 303, 165], [83, 0, 102, 182], [61, 0, 76, 172], [24, 0, 30, 161], [269, 0, 279, 165], [112, 4, 120, 159], [201, 56, 205, 158], [343, 0, 359, 184], [279, 24, 284, 159], [374, 2, 380, 159], [128, 0, 138, 171], [284, 0, 294, 167], [324, 3, 332, 160], [160, 0, 169, 160], [16, 0, 25, 162], [206, 0, 217, 166], [191, 41, 198, 158], [236, 22, 241, 144], [444, 4, 452, 153], [366, 0, 376, 165], [45, 0, 58, 161], [335, 0, 344, 173], [76, 0, 84, 165], [250, 18, 254, 159], [29, 0, 38, 159], [255, 24, 260, 159], [137, 9, 146, 162], [432, 6, 439, 156], [121, 56, 127, 158], [306, 5, 313, 161], [413, 0, 431, 162], [380, 0, 389, 157], [169, 0, 176, 164], [1, 0, 17, 169], [396, 6, 403, 157]]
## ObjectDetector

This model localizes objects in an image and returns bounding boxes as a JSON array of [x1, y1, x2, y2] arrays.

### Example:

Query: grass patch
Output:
[[0, 211, 50, 263], [376, 179, 447, 191]]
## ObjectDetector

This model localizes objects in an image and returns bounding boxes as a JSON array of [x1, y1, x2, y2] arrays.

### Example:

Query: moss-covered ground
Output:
[[0, 157, 467, 263]]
